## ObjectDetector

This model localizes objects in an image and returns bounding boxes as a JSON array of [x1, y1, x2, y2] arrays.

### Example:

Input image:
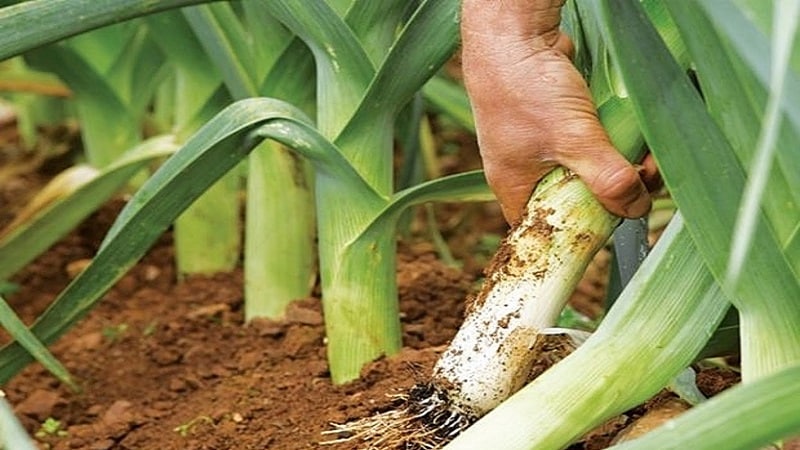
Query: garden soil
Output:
[[1, 140, 745, 450]]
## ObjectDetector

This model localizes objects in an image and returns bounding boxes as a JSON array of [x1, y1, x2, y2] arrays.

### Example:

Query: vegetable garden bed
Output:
[[1, 1, 797, 448], [1, 176, 739, 450]]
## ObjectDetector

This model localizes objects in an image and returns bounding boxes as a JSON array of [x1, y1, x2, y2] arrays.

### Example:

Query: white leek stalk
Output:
[[0, 391, 37, 450], [431, 166, 618, 417], [444, 215, 731, 450]]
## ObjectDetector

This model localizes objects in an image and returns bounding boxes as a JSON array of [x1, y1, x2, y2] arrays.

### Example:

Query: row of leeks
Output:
[[330, 0, 800, 448], [0, 0, 796, 448], [0, 0, 496, 388]]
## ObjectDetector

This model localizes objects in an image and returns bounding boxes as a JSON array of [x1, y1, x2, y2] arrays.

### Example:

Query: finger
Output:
[[564, 147, 652, 219], [638, 153, 663, 193]]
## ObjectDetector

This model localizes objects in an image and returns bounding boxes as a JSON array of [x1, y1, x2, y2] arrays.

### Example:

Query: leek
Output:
[[444, 216, 730, 449], [150, 8, 242, 276], [263, 0, 464, 382]]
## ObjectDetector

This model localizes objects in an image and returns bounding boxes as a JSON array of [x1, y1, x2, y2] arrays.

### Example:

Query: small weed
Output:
[[142, 320, 159, 337], [173, 415, 213, 437], [101, 323, 129, 343], [35, 417, 68, 438]]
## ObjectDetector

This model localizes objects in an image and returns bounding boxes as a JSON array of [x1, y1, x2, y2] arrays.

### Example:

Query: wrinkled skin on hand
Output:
[[461, 0, 659, 224]]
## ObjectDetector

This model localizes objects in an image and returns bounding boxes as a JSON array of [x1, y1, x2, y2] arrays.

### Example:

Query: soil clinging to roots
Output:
[[322, 382, 476, 450]]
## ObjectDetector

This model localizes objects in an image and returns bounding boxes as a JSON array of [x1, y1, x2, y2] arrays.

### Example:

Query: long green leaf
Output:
[[241, 2, 295, 83], [348, 0, 459, 124], [598, 0, 800, 380], [0, 296, 76, 390], [700, 1, 800, 135], [0, 136, 177, 280], [342, 0, 406, 66], [264, 0, 374, 138], [705, 2, 800, 212], [360, 170, 492, 240], [666, 2, 799, 248], [332, 0, 460, 193], [183, 3, 259, 99], [0, 0, 213, 62]]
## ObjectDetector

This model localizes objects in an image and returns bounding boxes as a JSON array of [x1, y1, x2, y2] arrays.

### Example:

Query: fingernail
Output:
[[625, 193, 652, 218]]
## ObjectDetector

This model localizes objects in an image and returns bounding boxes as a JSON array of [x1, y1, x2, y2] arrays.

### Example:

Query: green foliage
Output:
[[599, 0, 800, 382], [2, 0, 793, 448], [611, 363, 800, 450], [34, 417, 67, 439]]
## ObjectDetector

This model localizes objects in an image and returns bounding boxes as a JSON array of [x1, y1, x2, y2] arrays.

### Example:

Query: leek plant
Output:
[[330, 0, 798, 448], [445, 216, 731, 450], [442, 1, 799, 449], [147, 9, 242, 276], [179, 3, 317, 318], [246, 0, 492, 381], [0, 0, 493, 391]]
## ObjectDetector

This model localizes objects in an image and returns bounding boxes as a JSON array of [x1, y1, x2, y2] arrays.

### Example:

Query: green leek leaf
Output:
[[0, 296, 76, 390], [610, 363, 800, 450], [0, 136, 177, 280], [599, 0, 800, 380], [0, 0, 213, 62]]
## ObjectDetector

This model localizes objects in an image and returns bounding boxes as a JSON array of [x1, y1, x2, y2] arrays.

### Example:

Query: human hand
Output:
[[461, 0, 659, 224]]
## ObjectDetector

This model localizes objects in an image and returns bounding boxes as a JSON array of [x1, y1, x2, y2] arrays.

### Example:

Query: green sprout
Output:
[[34, 417, 67, 439], [101, 323, 129, 343], [173, 415, 212, 437]]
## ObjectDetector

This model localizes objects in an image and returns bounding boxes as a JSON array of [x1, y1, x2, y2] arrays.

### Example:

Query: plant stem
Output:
[[244, 141, 316, 319]]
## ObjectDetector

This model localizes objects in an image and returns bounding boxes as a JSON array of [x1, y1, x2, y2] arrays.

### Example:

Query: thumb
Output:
[[563, 146, 652, 219]]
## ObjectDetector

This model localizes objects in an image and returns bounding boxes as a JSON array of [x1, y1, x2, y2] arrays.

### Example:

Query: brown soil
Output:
[[0, 132, 747, 450], [3, 199, 477, 450]]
